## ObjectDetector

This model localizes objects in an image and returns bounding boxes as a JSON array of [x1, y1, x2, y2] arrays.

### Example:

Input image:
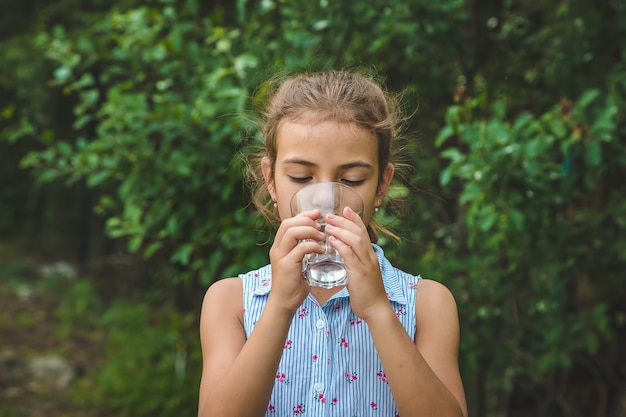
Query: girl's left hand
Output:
[[324, 207, 389, 321]]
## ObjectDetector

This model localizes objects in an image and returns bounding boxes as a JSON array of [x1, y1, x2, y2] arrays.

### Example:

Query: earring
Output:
[[374, 206, 379, 213], [273, 202, 277, 208]]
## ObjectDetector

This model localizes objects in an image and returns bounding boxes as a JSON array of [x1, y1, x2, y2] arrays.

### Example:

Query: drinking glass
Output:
[[290, 182, 364, 288]]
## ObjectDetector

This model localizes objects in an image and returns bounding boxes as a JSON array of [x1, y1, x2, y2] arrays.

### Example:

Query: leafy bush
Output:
[[18, 3, 268, 285], [75, 300, 201, 417], [429, 87, 626, 414], [45, 275, 201, 417]]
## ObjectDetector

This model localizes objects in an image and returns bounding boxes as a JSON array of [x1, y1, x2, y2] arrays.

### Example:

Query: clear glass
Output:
[[289, 182, 364, 288]]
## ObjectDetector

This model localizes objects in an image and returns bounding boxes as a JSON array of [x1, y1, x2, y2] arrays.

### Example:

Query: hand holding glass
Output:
[[290, 182, 364, 288]]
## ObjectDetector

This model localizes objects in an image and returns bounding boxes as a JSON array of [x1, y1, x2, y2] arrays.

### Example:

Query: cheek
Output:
[[361, 212, 373, 227], [362, 201, 377, 224], [358, 191, 378, 225], [276, 187, 299, 220], [277, 202, 291, 221]]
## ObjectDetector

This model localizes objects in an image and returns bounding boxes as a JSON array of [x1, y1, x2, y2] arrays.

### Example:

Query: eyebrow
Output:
[[282, 158, 373, 170]]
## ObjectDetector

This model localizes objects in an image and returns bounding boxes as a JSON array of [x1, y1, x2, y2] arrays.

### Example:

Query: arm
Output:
[[197, 278, 295, 417], [325, 208, 467, 417], [198, 210, 325, 417], [365, 279, 468, 417]]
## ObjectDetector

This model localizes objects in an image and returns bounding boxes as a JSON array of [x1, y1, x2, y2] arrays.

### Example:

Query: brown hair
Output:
[[244, 70, 407, 243]]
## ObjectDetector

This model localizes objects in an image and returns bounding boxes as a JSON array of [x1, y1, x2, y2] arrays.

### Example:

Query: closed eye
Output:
[[289, 176, 312, 183], [342, 179, 365, 186]]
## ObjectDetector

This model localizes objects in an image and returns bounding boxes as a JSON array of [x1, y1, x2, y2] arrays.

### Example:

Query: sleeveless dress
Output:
[[240, 244, 421, 417]]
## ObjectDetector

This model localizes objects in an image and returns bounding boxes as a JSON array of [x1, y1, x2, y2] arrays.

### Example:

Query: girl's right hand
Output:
[[267, 209, 325, 313]]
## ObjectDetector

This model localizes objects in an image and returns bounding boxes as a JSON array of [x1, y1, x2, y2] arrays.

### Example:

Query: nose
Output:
[[292, 182, 340, 216], [309, 182, 337, 211]]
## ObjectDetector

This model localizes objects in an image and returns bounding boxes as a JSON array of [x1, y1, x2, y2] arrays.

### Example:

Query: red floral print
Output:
[[276, 372, 288, 384], [344, 371, 358, 383], [339, 337, 349, 348]]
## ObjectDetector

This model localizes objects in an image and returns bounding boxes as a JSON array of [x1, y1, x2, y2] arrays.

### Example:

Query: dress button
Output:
[[314, 382, 324, 392], [315, 319, 326, 329]]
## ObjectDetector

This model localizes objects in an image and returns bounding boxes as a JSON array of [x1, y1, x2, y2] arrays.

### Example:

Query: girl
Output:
[[198, 71, 467, 417]]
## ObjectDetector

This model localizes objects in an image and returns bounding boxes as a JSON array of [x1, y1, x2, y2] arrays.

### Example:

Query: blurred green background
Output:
[[1, 0, 625, 416]]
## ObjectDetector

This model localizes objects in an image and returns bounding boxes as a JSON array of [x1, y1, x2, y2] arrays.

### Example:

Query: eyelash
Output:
[[289, 176, 311, 184], [289, 177, 364, 186], [342, 179, 364, 186]]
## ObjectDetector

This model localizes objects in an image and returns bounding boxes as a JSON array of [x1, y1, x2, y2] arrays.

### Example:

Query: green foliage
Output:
[[54, 280, 102, 339], [430, 87, 626, 412], [46, 276, 200, 417], [76, 300, 201, 416], [17, 3, 268, 285]]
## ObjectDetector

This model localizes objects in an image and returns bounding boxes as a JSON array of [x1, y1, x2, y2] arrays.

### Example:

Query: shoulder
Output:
[[203, 277, 243, 302], [415, 278, 456, 301], [200, 278, 243, 326], [414, 279, 459, 329]]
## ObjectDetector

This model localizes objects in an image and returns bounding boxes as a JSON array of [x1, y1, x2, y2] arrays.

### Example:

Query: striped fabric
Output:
[[241, 244, 421, 417]]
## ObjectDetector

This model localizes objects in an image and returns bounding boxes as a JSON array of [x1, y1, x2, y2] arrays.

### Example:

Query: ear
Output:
[[261, 157, 277, 201], [376, 163, 395, 206]]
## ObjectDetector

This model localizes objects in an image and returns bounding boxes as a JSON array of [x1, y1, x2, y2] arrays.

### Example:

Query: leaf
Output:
[[549, 117, 567, 138], [143, 241, 163, 258], [585, 141, 602, 166], [128, 235, 144, 253], [459, 182, 482, 204], [478, 210, 498, 232], [492, 99, 506, 119], [435, 125, 454, 147], [171, 244, 194, 265], [6, 120, 36, 143], [312, 20, 330, 31], [73, 114, 93, 129], [445, 105, 461, 128], [440, 147, 464, 162], [508, 209, 524, 230], [54, 66, 72, 84], [511, 113, 535, 137], [87, 170, 110, 187], [440, 168, 453, 186], [577, 89, 601, 110], [486, 118, 510, 145]]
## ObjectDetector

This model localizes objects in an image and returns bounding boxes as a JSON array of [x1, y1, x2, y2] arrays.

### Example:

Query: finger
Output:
[[274, 210, 322, 244], [343, 206, 365, 226], [325, 217, 370, 257], [276, 225, 325, 254], [326, 228, 367, 267], [299, 209, 322, 221], [325, 209, 364, 235]]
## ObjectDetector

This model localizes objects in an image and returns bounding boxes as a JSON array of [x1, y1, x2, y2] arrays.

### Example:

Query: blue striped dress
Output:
[[240, 244, 421, 417]]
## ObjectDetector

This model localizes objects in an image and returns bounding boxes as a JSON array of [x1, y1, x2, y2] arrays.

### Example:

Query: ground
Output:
[[0, 252, 102, 417]]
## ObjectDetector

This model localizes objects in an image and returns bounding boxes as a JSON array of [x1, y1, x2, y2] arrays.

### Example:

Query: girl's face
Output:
[[262, 120, 394, 227]]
